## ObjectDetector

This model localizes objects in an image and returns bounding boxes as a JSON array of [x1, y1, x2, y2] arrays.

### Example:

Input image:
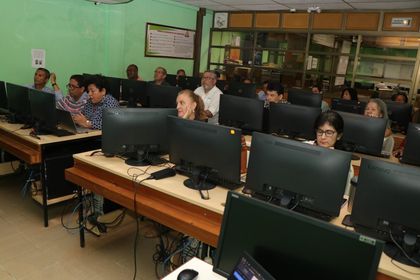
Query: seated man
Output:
[[266, 82, 286, 105], [194, 70, 222, 124], [126, 64, 142, 81], [150, 66, 170, 86], [27, 67, 61, 101], [52, 73, 89, 114]]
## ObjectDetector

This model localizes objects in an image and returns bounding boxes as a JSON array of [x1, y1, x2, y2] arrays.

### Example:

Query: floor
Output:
[[0, 172, 167, 280]]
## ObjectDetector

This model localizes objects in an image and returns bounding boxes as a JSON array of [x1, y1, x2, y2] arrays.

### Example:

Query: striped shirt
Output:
[[56, 92, 89, 114]]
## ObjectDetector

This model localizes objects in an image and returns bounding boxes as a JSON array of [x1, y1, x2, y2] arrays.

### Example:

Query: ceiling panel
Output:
[[274, 0, 343, 3], [351, 1, 420, 9], [213, 0, 278, 4], [232, 4, 289, 11], [286, 2, 353, 10]]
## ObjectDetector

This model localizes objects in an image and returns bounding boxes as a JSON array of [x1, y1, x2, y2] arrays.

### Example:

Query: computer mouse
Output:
[[177, 268, 199, 280]]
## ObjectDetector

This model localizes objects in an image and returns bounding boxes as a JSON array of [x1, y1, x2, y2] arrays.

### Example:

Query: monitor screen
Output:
[[148, 84, 180, 108], [228, 252, 275, 280], [121, 79, 148, 108], [331, 98, 366, 115], [104, 76, 122, 101], [384, 100, 412, 133], [165, 74, 177, 87], [6, 83, 31, 124], [28, 89, 57, 134], [0, 80, 8, 113], [246, 132, 352, 218], [351, 158, 420, 267], [177, 76, 201, 90], [336, 111, 387, 157], [219, 94, 265, 134], [287, 88, 322, 108], [214, 192, 384, 279], [268, 103, 320, 140], [167, 116, 242, 191], [400, 123, 420, 166], [102, 108, 177, 166], [227, 81, 257, 99]]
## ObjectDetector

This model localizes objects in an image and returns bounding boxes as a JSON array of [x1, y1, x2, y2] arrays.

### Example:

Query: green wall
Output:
[[0, 0, 212, 87]]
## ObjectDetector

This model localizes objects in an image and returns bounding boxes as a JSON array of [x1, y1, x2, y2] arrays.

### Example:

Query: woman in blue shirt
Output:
[[73, 75, 119, 129]]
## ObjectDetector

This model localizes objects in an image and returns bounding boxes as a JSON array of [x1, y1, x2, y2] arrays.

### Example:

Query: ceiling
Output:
[[172, 0, 420, 11]]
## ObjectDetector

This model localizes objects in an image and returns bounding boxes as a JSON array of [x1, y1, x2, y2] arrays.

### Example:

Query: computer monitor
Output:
[[0, 80, 8, 114], [104, 76, 122, 101], [167, 116, 242, 191], [165, 74, 177, 87], [219, 94, 265, 134], [102, 108, 177, 166], [400, 123, 420, 166], [331, 98, 366, 115], [351, 158, 420, 267], [177, 76, 201, 90], [287, 88, 322, 108], [28, 89, 57, 134], [6, 83, 31, 124], [268, 103, 320, 140], [384, 100, 412, 133], [246, 132, 351, 219], [121, 79, 148, 108], [336, 111, 387, 157], [213, 192, 384, 279], [226, 81, 257, 99], [148, 84, 180, 108]]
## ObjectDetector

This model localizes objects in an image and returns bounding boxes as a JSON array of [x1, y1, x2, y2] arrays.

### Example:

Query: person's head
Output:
[[154, 67, 167, 85], [266, 82, 284, 104], [391, 92, 408, 104], [341, 88, 358, 101], [364, 98, 388, 119], [86, 75, 107, 104], [311, 84, 322, 94], [176, 69, 186, 78], [201, 70, 217, 93], [34, 68, 50, 88], [314, 111, 344, 149], [242, 78, 252, 84], [67, 74, 85, 100], [126, 64, 139, 80], [176, 89, 206, 121]]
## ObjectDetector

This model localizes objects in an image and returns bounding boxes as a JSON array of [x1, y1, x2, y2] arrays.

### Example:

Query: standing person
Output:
[[73, 75, 119, 130], [126, 64, 142, 81], [194, 70, 222, 124], [312, 84, 330, 112], [150, 66, 170, 86], [52, 74, 89, 114]]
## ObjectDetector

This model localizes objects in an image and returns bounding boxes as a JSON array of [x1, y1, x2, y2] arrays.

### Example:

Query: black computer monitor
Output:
[[336, 111, 387, 157], [167, 116, 242, 191], [0, 80, 8, 114], [213, 192, 384, 279], [331, 98, 366, 114], [102, 108, 177, 166], [177, 76, 201, 90], [121, 79, 148, 108], [219, 94, 265, 134], [226, 81, 257, 99], [351, 158, 420, 267], [28, 89, 57, 134], [384, 100, 412, 133], [246, 132, 351, 219], [400, 123, 420, 166], [6, 83, 31, 124], [268, 103, 320, 140], [104, 76, 122, 101], [287, 88, 322, 108], [148, 84, 180, 108], [165, 74, 177, 86]]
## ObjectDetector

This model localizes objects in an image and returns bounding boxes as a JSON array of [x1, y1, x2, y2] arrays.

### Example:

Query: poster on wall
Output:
[[145, 23, 195, 59], [31, 49, 46, 68]]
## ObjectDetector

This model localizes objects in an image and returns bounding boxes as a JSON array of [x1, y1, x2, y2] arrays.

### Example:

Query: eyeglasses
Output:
[[316, 129, 336, 137], [66, 83, 81, 89], [202, 76, 215, 80]]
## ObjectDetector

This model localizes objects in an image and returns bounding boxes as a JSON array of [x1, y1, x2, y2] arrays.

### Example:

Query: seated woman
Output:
[[364, 98, 393, 153], [341, 88, 358, 101], [73, 75, 119, 129], [176, 89, 207, 121], [391, 92, 408, 104], [305, 111, 354, 195]]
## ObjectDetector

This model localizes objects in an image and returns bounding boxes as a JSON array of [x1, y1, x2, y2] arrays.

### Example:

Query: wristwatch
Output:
[[86, 120, 91, 126]]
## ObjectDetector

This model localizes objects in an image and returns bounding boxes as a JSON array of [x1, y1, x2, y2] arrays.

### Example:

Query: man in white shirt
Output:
[[194, 70, 222, 124]]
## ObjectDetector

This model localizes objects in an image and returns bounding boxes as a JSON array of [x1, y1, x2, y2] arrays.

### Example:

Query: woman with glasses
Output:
[[53, 74, 89, 114], [305, 110, 354, 195]]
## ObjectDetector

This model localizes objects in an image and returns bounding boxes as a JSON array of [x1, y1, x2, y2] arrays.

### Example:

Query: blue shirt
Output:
[[27, 84, 62, 101], [81, 94, 119, 130]]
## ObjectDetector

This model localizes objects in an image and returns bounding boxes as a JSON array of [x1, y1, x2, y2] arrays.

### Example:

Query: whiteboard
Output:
[[145, 23, 195, 59]]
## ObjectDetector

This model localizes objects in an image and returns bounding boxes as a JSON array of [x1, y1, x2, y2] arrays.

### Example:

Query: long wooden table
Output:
[[65, 150, 420, 280], [0, 119, 101, 226]]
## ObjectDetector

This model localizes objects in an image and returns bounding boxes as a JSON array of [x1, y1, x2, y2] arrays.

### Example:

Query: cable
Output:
[[389, 229, 420, 266]]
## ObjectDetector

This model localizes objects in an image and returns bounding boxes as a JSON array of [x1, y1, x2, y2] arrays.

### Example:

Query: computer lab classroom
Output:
[[1, 0, 420, 279]]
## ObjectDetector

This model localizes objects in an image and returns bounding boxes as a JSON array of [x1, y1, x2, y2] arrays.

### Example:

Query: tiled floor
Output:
[[0, 173, 163, 280]]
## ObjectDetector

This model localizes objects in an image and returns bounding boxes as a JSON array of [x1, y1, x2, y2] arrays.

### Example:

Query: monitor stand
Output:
[[183, 167, 216, 191], [383, 233, 420, 268]]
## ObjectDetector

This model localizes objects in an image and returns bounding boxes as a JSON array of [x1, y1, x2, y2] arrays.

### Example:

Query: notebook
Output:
[[56, 109, 92, 134]]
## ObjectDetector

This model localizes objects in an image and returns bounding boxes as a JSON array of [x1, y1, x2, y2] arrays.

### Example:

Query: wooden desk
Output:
[[0, 120, 101, 226], [65, 150, 420, 280]]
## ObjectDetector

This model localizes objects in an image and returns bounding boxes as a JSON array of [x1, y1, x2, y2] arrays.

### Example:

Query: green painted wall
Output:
[[0, 0, 212, 88]]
